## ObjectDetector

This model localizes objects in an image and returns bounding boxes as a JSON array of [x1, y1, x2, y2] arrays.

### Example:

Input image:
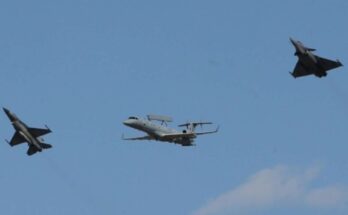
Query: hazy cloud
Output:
[[306, 186, 348, 208], [193, 165, 348, 215]]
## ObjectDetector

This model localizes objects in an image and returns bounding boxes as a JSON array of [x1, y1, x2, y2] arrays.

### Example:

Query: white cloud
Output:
[[306, 186, 348, 207], [193, 165, 348, 215]]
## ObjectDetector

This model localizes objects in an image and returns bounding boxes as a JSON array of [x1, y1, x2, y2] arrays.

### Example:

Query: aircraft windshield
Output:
[[128, 116, 138, 120]]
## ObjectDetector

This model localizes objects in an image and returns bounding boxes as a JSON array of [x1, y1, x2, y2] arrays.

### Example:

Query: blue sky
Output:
[[0, 0, 347, 214]]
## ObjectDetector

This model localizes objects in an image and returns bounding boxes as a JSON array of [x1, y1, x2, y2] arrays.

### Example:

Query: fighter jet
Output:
[[289, 37, 343, 78], [3, 108, 52, 156], [122, 115, 219, 146]]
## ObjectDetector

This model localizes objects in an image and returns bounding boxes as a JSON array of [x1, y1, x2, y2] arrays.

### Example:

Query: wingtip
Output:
[[45, 125, 52, 132], [5, 139, 13, 147]]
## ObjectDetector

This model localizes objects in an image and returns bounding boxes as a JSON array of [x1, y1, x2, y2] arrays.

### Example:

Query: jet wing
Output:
[[195, 126, 219, 135], [161, 133, 196, 139], [317, 56, 343, 71], [178, 122, 213, 127], [7, 131, 26, 146], [27, 127, 51, 138], [122, 135, 153, 141], [291, 61, 313, 78], [162, 127, 219, 139]]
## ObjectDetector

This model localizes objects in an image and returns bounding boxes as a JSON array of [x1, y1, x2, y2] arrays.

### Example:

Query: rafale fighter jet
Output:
[[122, 115, 219, 146], [3, 108, 52, 156], [289, 37, 342, 78]]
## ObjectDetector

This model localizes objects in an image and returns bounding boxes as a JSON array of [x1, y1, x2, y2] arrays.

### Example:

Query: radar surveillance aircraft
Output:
[[122, 115, 219, 146], [289, 37, 343, 78], [3, 108, 52, 156]]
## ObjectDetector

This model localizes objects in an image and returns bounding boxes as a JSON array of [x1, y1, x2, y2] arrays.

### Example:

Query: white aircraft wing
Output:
[[195, 126, 219, 135], [161, 133, 196, 139], [178, 122, 212, 127], [162, 126, 219, 139], [122, 134, 153, 141]]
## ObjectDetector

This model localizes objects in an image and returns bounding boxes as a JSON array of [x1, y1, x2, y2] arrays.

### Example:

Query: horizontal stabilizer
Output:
[[40, 143, 52, 149], [27, 146, 38, 156]]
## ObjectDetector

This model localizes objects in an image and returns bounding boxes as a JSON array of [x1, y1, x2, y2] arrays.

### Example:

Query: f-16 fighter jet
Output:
[[289, 37, 343, 78], [3, 108, 52, 156], [123, 115, 219, 146]]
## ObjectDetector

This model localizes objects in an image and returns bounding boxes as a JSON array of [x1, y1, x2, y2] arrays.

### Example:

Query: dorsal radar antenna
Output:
[[147, 114, 173, 126]]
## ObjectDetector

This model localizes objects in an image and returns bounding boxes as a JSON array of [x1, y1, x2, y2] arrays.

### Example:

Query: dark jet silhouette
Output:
[[289, 38, 343, 78], [3, 108, 52, 156]]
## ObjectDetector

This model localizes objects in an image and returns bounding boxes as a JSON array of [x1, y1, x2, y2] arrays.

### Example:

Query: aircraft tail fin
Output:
[[39, 143, 52, 149]]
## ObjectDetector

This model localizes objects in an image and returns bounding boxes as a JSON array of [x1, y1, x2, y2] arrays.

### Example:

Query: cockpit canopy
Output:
[[128, 116, 138, 120]]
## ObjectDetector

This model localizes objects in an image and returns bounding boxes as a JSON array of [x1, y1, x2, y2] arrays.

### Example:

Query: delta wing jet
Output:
[[3, 108, 52, 156], [122, 115, 218, 146], [289, 37, 343, 78]]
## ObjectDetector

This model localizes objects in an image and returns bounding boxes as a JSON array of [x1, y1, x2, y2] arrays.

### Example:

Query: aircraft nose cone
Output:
[[3, 107, 17, 122], [3, 107, 11, 116], [123, 119, 131, 126]]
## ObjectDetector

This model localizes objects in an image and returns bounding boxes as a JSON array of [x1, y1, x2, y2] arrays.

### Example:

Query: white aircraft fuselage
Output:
[[123, 117, 195, 145]]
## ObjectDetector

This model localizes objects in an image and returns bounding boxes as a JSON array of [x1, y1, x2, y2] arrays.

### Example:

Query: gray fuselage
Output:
[[6, 110, 43, 151]]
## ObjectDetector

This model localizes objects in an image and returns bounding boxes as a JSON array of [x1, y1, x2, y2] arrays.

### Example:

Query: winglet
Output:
[[212, 125, 220, 134], [45, 125, 52, 132], [121, 133, 129, 141], [5, 139, 13, 147], [215, 125, 220, 133], [289, 72, 296, 78]]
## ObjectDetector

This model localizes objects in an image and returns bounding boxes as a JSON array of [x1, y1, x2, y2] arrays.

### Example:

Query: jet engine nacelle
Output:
[[182, 130, 187, 133]]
